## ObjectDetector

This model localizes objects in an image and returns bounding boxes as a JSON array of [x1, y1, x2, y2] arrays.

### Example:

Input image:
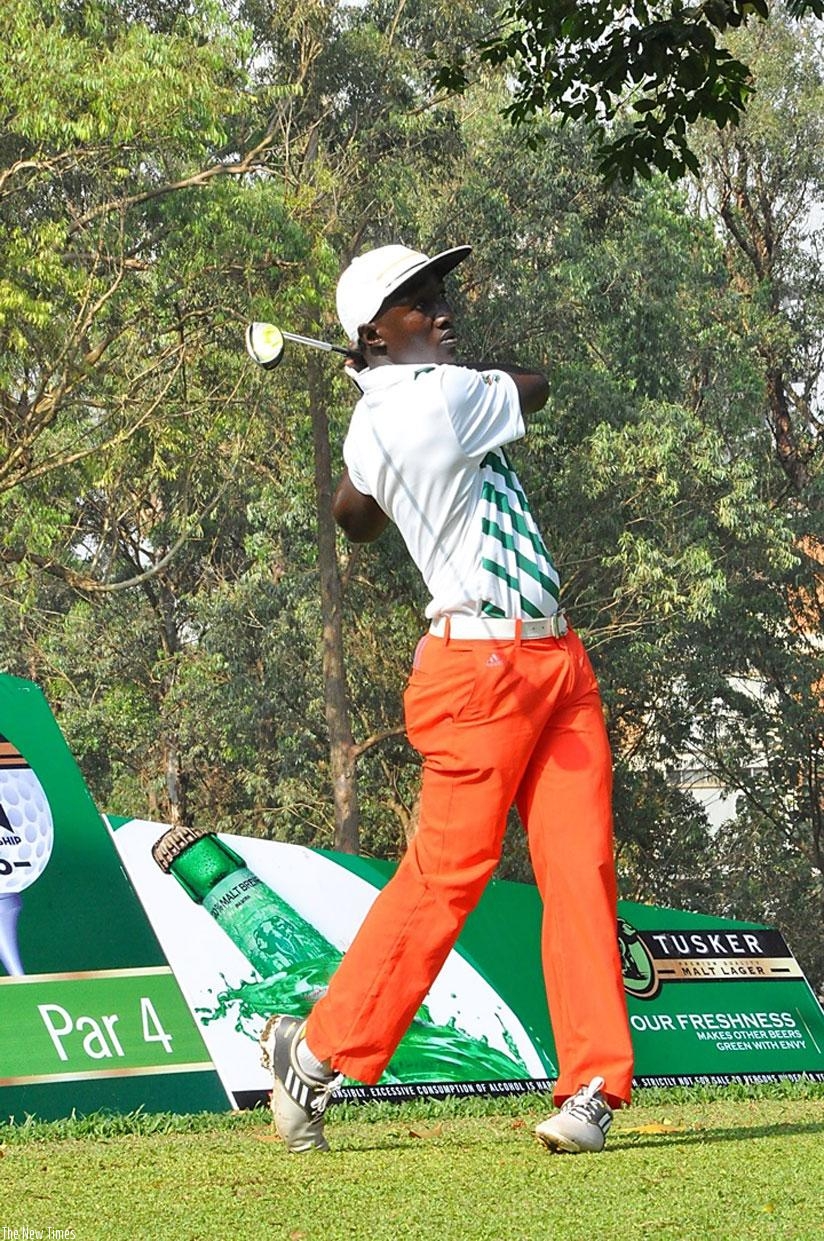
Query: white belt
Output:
[[429, 613, 568, 640]]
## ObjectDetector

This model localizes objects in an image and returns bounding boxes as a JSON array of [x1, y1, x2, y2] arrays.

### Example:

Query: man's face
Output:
[[366, 272, 458, 365]]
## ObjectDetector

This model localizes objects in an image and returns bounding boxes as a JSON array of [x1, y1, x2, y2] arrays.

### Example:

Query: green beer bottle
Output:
[[152, 825, 341, 1015]]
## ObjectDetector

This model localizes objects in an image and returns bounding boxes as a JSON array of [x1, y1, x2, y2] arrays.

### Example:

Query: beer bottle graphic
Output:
[[153, 825, 340, 1016], [152, 826, 555, 1084]]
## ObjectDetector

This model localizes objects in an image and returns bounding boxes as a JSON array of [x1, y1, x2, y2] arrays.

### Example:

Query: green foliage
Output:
[[1, 0, 244, 151], [411, 67, 822, 988], [434, 0, 824, 182]]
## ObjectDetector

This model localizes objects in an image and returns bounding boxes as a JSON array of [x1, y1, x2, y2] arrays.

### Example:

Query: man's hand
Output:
[[344, 342, 367, 373]]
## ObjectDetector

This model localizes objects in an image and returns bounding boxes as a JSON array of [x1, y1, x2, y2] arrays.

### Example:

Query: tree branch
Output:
[[352, 726, 407, 760], [68, 124, 280, 235]]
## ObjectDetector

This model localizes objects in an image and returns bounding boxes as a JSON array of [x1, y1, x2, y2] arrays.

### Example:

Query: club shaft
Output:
[[281, 330, 350, 356]]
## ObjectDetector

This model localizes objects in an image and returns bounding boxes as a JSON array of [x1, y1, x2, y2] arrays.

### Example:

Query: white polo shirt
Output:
[[343, 364, 561, 620]]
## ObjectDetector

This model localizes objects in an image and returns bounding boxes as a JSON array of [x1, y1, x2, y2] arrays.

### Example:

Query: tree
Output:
[[227, 0, 493, 850], [677, 12, 824, 970], [0, 0, 309, 826], [413, 71, 822, 995], [0, 0, 273, 492], [1, 0, 483, 853], [434, 0, 824, 182], [2, 2, 820, 993], [426, 100, 753, 900]]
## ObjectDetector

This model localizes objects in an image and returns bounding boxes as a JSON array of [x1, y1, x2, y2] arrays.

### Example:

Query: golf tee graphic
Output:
[[1, 670, 823, 1122]]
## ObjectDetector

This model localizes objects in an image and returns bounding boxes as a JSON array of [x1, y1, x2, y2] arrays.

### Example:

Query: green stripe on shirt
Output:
[[481, 518, 560, 597], [480, 558, 549, 617], [481, 484, 558, 571]]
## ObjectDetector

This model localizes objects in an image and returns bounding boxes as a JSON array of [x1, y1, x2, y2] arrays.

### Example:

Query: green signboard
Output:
[[108, 822, 824, 1108], [327, 854, 824, 1097], [0, 674, 228, 1120], [617, 902, 824, 1087]]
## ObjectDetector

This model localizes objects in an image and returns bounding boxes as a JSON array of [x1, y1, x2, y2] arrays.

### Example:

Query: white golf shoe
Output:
[[259, 1014, 343, 1152], [535, 1076, 613, 1153]]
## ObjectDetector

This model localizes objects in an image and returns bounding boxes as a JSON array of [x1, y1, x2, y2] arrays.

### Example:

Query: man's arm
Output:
[[504, 366, 549, 416], [462, 362, 549, 417], [332, 469, 389, 543]]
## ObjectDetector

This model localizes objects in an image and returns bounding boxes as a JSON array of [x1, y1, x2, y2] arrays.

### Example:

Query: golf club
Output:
[[246, 321, 355, 371]]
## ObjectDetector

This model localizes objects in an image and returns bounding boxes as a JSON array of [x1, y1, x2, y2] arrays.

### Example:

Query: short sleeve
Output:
[[438, 366, 524, 461], [342, 422, 372, 496]]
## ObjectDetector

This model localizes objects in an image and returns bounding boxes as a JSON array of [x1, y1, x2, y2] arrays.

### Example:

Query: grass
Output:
[[0, 1084, 822, 1241]]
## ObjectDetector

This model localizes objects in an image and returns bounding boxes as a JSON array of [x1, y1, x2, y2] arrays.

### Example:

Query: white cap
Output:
[[336, 244, 471, 342]]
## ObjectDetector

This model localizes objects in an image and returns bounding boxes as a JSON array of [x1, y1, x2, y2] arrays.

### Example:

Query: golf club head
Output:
[[246, 321, 286, 370]]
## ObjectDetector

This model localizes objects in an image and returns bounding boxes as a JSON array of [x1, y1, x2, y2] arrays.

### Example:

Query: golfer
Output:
[[260, 243, 634, 1153]]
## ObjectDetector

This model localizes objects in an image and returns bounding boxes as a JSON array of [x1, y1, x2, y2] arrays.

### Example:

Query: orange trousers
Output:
[[306, 625, 634, 1107]]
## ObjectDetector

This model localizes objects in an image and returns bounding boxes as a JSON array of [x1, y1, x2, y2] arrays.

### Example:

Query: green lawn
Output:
[[1, 1085, 822, 1240]]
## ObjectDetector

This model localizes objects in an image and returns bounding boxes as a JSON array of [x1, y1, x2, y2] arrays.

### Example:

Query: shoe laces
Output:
[[561, 1076, 608, 1122], [310, 1072, 344, 1115]]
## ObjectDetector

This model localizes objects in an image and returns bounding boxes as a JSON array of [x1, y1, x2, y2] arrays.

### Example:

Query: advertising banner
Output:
[[0, 675, 228, 1121], [110, 817, 824, 1107], [616, 903, 824, 1088]]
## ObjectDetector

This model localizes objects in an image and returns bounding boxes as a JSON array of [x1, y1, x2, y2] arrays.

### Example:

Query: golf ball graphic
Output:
[[0, 763, 54, 892], [0, 734, 54, 975]]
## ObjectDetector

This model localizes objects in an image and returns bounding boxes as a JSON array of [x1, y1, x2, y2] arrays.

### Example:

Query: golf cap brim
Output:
[[336, 244, 471, 342]]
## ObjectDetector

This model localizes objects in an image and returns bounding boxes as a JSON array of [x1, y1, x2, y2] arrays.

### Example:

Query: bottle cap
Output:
[[151, 824, 210, 872]]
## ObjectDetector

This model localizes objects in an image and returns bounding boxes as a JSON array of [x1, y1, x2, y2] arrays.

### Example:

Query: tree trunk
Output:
[[164, 733, 190, 827], [140, 569, 192, 829], [764, 365, 809, 492], [307, 353, 361, 853]]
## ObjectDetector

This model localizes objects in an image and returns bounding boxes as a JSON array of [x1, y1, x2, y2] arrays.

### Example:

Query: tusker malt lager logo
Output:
[[618, 919, 805, 1001], [619, 919, 660, 1000]]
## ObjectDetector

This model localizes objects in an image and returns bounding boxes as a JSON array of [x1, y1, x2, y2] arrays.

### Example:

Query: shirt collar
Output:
[[354, 364, 436, 395]]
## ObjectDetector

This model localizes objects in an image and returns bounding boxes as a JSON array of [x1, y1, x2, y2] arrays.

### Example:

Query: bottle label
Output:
[[203, 868, 281, 971], [204, 868, 262, 916], [202, 867, 334, 978]]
